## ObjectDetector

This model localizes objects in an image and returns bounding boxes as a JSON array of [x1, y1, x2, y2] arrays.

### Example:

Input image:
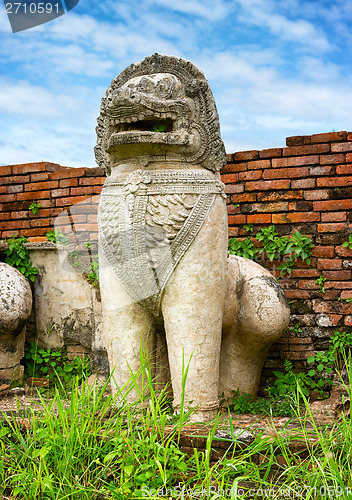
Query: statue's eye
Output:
[[137, 77, 155, 93], [156, 77, 174, 98]]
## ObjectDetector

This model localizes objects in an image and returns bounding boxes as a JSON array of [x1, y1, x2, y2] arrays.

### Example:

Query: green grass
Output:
[[1, 354, 352, 499]]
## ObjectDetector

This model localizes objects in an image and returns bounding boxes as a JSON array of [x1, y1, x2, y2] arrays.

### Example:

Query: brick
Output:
[[283, 143, 330, 157], [317, 223, 347, 233], [345, 316, 352, 326], [331, 142, 352, 153], [0, 194, 16, 202], [79, 177, 106, 186], [259, 148, 282, 158], [286, 135, 311, 146], [31, 172, 50, 182], [321, 212, 347, 222], [317, 259, 342, 270], [316, 234, 348, 245], [17, 191, 51, 201], [0, 166, 12, 176], [12, 162, 48, 175], [7, 185, 23, 194], [272, 155, 319, 168], [227, 205, 240, 214], [247, 214, 272, 224], [331, 187, 352, 199], [242, 202, 288, 213], [55, 196, 88, 207], [22, 228, 50, 237], [228, 215, 246, 225], [257, 190, 304, 201], [325, 281, 352, 289], [60, 178, 79, 188], [1, 175, 30, 185], [298, 280, 319, 289], [226, 154, 233, 162], [309, 166, 335, 176], [313, 299, 352, 314], [221, 163, 246, 173], [288, 201, 313, 211], [30, 218, 52, 228], [289, 337, 313, 345], [50, 168, 86, 180], [25, 180, 58, 192], [228, 227, 239, 237], [224, 184, 244, 194], [304, 189, 329, 200], [322, 270, 352, 280], [247, 159, 271, 170], [312, 246, 335, 258], [336, 164, 352, 175], [291, 178, 316, 189], [0, 220, 30, 230], [87, 214, 97, 224], [263, 166, 309, 180], [0, 212, 10, 220], [246, 179, 290, 191], [85, 167, 105, 177], [29, 208, 62, 218], [238, 170, 262, 181], [319, 153, 345, 165], [272, 212, 319, 224], [317, 176, 352, 187], [290, 269, 320, 278], [10, 211, 28, 219], [311, 131, 347, 144], [335, 246, 352, 257], [341, 290, 352, 300], [221, 173, 239, 183], [27, 236, 48, 243], [287, 351, 315, 360], [313, 199, 352, 211], [233, 150, 258, 161], [51, 188, 70, 198], [231, 193, 257, 203], [327, 314, 343, 326], [1, 230, 20, 238]]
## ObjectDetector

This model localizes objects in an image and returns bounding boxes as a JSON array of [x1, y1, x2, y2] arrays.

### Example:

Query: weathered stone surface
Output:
[[96, 54, 290, 421], [0, 262, 32, 336], [0, 263, 32, 382], [28, 245, 104, 360]]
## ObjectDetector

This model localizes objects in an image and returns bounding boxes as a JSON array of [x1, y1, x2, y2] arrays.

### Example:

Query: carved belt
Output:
[[98, 169, 225, 316]]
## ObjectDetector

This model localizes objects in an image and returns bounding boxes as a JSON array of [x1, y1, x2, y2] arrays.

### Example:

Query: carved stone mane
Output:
[[95, 53, 226, 175]]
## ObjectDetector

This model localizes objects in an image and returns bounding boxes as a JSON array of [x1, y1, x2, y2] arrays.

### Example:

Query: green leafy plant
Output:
[[28, 200, 41, 215], [342, 234, 352, 250], [222, 389, 294, 417], [229, 225, 314, 276], [228, 236, 257, 259], [338, 296, 352, 303], [4, 235, 38, 282], [269, 359, 311, 397], [315, 275, 327, 293], [243, 223, 254, 233], [288, 323, 303, 335], [24, 342, 91, 386], [46, 229, 68, 245]]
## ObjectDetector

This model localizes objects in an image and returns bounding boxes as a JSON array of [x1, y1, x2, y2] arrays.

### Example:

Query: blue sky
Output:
[[1, 0, 352, 167]]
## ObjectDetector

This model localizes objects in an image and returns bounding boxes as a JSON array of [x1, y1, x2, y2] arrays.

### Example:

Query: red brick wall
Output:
[[1, 132, 351, 391], [0, 162, 105, 241], [224, 131, 352, 390]]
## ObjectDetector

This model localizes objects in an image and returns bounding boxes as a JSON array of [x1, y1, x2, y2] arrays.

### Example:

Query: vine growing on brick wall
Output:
[[228, 225, 314, 276]]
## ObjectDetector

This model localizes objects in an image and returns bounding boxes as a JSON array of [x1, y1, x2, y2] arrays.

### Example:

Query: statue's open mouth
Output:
[[109, 117, 174, 134]]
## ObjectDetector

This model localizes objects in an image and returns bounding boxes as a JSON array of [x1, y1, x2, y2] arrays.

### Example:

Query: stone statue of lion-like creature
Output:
[[95, 53, 290, 421]]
